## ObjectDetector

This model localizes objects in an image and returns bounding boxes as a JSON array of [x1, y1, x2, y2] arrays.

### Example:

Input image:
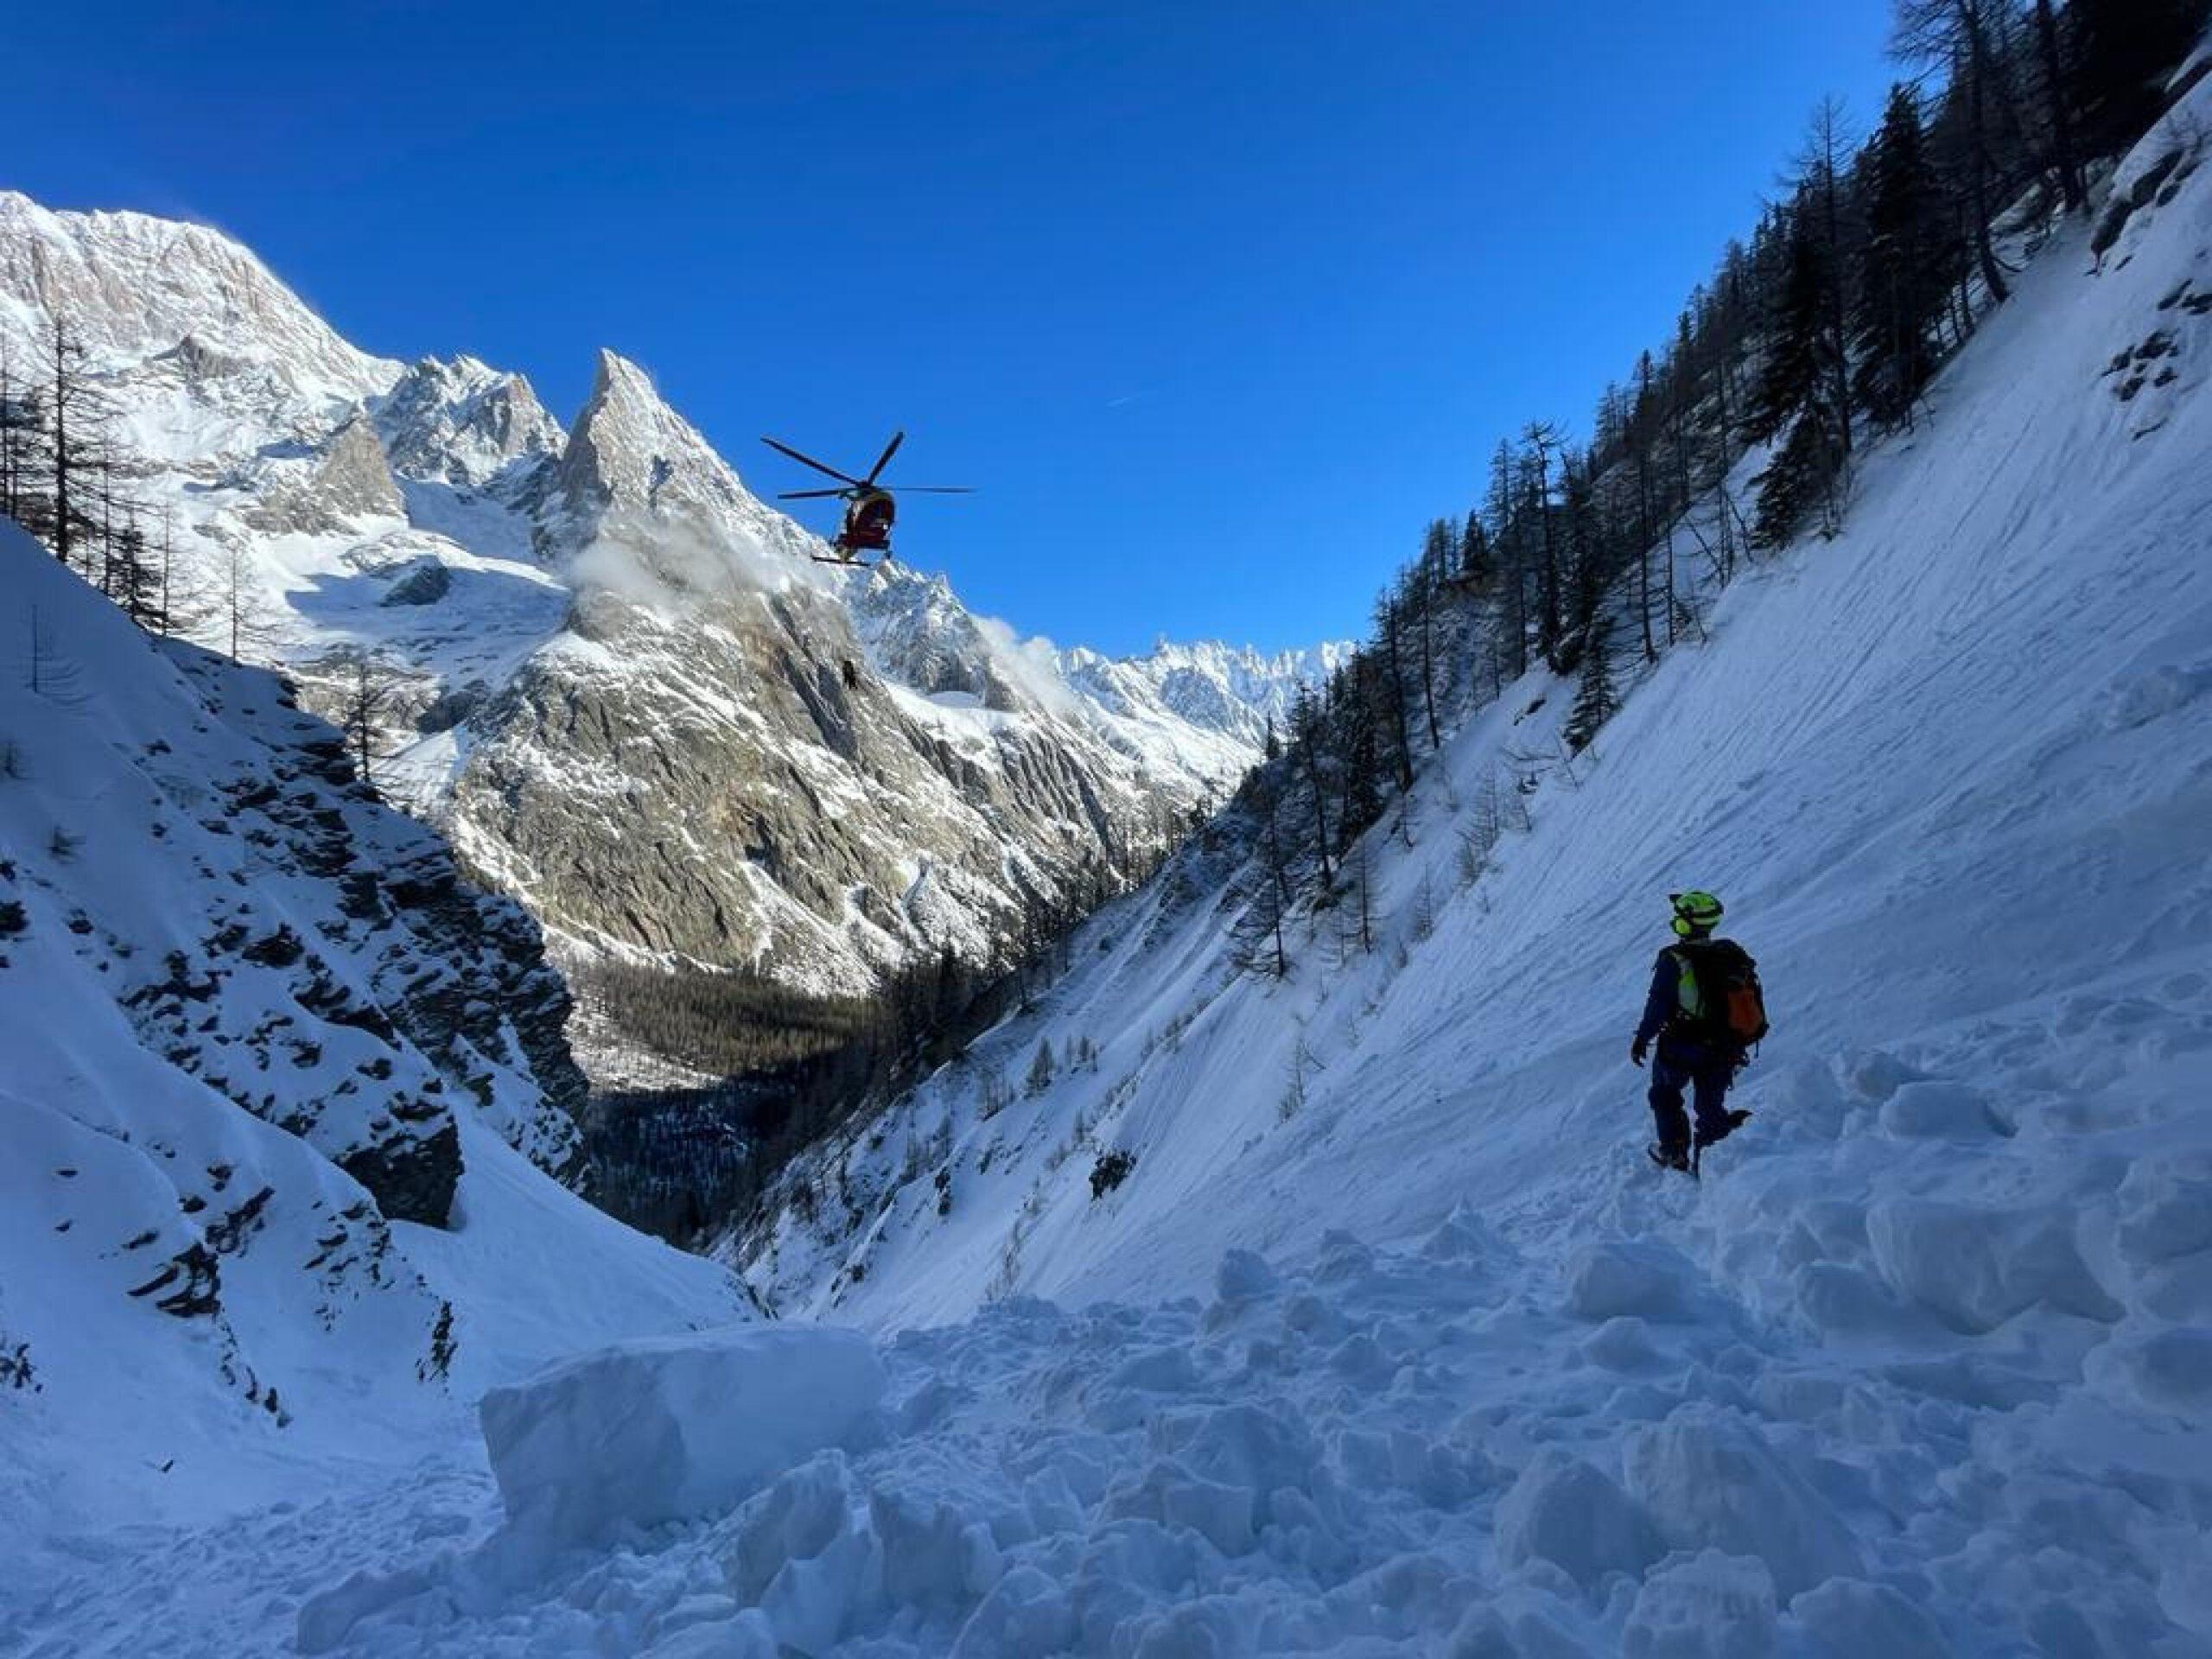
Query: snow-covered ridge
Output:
[[0, 522, 745, 1555], [0, 189, 392, 402], [1064, 635, 1355, 755], [0, 193, 1333, 1055]]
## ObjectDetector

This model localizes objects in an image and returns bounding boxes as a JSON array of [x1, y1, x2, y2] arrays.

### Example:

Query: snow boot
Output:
[[1707, 1108, 1753, 1143], [1647, 1141, 1694, 1175], [1687, 1112, 1751, 1178]]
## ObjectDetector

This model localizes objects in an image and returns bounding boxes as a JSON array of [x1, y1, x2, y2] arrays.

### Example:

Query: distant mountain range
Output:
[[0, 190, 1345, 1075]]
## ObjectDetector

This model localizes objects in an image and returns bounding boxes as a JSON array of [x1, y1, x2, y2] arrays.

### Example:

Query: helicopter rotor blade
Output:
[[760, 436, 864, 486], [896, 486, 976, 493], [864, 429, 906, 486], [858, 431, 902, 484], [776, 488, 852, 499]]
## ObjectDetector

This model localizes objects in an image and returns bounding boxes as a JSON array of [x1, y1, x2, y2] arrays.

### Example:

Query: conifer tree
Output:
[[1231, 774, 1293, 979], [1795, 97, 1859, 462], [1288, 683, 1334, 888], [1522, 423, 1567, 670], [1403, 556, 1441, 751], [1458, 510, 1491, 592], [1892, 0, 2012, 307], [1371, 592, 1414, 791], [41, 322, 117, 573], [2030, 0, 2086, 211], [1559, 450, 1606, 663], [1336, 658, 1384, 846], [1484, 440, 1529, 681], [1025, 1039, 1056, 1096], [334, 648, 404, 785], [1564, 619, 1618, 753], [1749, 197, 1848, 547], [2069, 0, 2208, 156], [0, 349, 43, 529], [111, 515, 164, 632], [1620, 366, 1659, 660], [1853, 83, 1954, 429]]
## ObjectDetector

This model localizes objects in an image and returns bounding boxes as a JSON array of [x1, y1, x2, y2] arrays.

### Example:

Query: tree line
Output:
[[2, 321, 179, 632], [1224, 0, 2207, 981], [581, 867, 1158, 1243]]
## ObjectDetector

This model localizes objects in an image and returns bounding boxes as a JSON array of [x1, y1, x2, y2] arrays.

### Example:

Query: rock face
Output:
[[245, 414, 404, 533], [0, 189, 1340, 1071], [0, 526, 593, 1230], [94, 598, 593, 1224], [0, 190, 391, 402], [0, 533, 743, 1524], [375, 354, 563, 490]]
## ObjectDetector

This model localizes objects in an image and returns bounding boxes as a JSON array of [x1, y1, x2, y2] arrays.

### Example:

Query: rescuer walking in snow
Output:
[[1631, 890, 1768, 1174]]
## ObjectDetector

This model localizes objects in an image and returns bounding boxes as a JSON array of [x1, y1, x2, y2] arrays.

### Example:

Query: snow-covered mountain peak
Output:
[[0, 188, 1320, 1043], [844, 559, 1020, 704], [550, 347, 817, 584], [1061, 632, 1350, 752], [0, 190, 392, 403], [372, 353, 562, 491]]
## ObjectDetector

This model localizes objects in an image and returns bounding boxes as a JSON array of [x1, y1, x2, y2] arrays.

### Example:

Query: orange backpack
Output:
[[1674, 939, 1770, 1050]]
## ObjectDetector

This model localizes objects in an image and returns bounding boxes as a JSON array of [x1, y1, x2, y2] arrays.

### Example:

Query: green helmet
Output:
[[1669, 890, 1724, 938]]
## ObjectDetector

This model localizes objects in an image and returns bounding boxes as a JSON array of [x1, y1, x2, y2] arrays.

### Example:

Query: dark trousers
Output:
[[1649, 1041, 1737, 1156]]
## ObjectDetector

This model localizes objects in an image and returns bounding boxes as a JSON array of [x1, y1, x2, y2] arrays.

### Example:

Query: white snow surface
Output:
[[10, 79, 2212, 1659], [476, 1326, 888, 1550]]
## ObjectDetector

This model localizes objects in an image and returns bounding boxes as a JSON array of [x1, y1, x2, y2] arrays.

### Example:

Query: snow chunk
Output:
[[2116, 1154, 2212, 1267], [2107, 1327, 2212, 1414], [1790, 1577, 1949, 1659], [1623, 1410, 1862, 1596], [1878, 1080, 2010, 1139], [2106, 662, 2212, 731], [1494, 1448, 1661, 1586], [1866, 1199, 2123, 1333], [1565, 1239, 1704, 1323], [480, 1325, 887, 1545], [1624, 1550, 1777, 1659], [1835, 1050, 1923, 1102], [1214, 1247, 1281, 1302]]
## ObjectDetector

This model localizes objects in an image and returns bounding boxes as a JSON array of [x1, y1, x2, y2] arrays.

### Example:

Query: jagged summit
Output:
[[1064, 633, 1354, 754], [550, 347, 816, 580], [373, 353, 563, 491]]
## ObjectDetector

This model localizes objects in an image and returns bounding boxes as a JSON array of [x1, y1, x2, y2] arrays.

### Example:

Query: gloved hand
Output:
[[1630, 1036, 1649, 1068]]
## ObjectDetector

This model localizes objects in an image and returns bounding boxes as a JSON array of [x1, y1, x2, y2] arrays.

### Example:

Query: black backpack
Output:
[[1672, 938, 1770, 1051]]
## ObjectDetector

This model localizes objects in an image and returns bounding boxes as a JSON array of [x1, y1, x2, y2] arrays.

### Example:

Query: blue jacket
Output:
[[1636, 946, 1681, 1047]]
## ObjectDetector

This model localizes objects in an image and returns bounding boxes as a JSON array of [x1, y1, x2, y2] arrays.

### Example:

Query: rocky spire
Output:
[[548, 348, 816, 582]]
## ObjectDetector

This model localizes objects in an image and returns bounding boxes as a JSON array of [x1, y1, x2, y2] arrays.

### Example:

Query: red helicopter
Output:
[[760, 430, 973, 566]]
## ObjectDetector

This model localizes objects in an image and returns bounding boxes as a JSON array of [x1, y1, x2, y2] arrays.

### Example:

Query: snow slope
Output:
[[10, 68, 2212, 1659], [696, 83, 2210, 1651], [0, 523, 746, 1589]]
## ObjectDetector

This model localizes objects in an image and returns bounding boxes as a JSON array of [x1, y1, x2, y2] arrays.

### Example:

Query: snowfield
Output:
[[8, 55, 2212, 1659]]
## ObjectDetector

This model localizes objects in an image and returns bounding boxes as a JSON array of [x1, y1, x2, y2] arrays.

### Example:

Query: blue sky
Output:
[[11, 2, 1898, 656]]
